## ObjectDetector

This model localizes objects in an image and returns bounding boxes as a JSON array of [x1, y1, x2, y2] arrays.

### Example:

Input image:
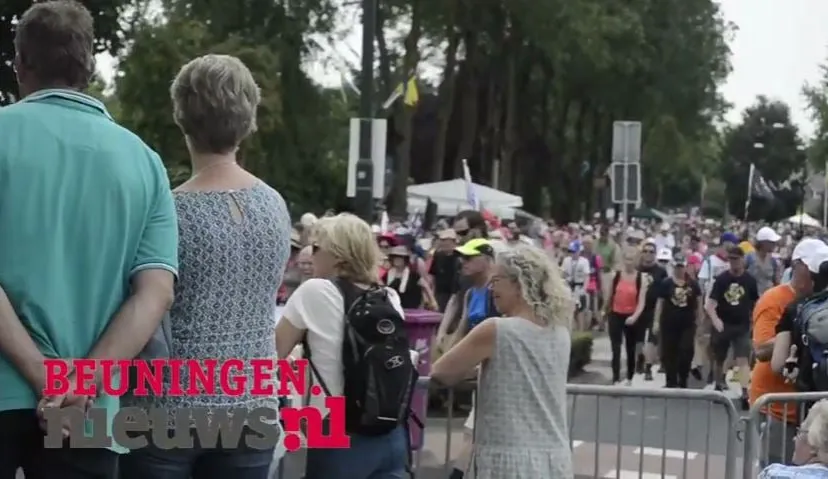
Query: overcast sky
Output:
[[97, 0, 828, 137], [718, 0, 828, 138]]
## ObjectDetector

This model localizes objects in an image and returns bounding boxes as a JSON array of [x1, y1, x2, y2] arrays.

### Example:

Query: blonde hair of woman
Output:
[[275, 213, 409, 478], [308, 213, 381, 284], [432, 244, 575, 478]]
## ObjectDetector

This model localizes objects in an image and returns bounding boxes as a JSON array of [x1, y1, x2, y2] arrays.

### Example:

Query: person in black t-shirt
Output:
[[705, 246, 759, 405], [654, 253, 702, 388], [428, 229, 460, 311], [638, 241, 668, 380]]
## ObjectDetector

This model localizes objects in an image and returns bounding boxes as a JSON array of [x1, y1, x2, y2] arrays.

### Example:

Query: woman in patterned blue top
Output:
[[120, 54, 292, 479], [759, 399, 828, 478]]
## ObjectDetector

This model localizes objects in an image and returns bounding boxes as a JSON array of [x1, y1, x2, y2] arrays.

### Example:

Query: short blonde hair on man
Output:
[[170, 54, 261, 154], [495, 244, 574, 328], [311, 213, 381, 284]]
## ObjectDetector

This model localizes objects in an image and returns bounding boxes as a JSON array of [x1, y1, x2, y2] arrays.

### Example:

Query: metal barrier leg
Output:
[[443, 388, 454, 475]]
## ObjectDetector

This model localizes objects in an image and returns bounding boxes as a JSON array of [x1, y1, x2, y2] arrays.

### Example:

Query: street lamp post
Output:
[[354, 0, 378, 222]]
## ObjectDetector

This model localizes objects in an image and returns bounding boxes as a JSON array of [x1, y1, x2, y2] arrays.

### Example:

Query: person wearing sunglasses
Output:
[[439, 211, 491, 337], [637, 241, 668, 380], [452, 210, 488, 243], [705, 246, 759, 409], [653, 253, 702, 388], [758, 399, 828, 478]]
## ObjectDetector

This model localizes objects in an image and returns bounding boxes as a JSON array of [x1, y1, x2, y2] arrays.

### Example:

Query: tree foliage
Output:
[[115, 0, 348, 214], [379, 0, 734, 219], [2, 0, 748, 219], [720, 96, 806, 220], [0, 0, 127, 104], [804, 56, 828, 171]]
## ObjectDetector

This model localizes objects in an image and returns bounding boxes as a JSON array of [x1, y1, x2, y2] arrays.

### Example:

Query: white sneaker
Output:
[[624, 379, 632, 386]]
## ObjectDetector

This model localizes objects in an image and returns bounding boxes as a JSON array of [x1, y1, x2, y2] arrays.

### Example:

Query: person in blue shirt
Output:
[[0, 2, 178, 477]]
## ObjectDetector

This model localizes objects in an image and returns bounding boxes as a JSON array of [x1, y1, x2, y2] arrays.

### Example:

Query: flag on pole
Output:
[[462, 159, 480, 210], [744, 163, 775, 218], [750, 164, 776, 200], [382, 76, 419, 110], [402, 77, 419, 106]]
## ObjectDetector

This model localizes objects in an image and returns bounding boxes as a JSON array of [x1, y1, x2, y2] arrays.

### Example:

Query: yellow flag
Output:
[[400, 77, 418, 106]]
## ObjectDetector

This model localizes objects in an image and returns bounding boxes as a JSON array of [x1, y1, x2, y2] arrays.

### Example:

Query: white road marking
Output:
[[633, 446, 698, 460], [572, 440, 584, 448], [603, 470, 678, 479]]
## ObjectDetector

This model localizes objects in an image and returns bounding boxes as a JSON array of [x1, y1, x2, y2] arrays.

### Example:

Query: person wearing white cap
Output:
[[752, 237, 828, 467], [747, 226, 782, 295], [781, 238, 826, 284], [654, 223, 675, 252], [656, 247, 673, 277], [771, 243, 828, 414]]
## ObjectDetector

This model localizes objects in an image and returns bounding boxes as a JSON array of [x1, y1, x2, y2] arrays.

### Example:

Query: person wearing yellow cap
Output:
[[441, 238, 498, 479]]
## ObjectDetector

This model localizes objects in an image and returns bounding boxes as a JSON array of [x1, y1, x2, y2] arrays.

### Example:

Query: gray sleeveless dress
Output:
[[468, 317, 573, 479]]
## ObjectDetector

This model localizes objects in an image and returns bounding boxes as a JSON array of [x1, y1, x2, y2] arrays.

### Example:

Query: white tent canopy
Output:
[[785, 213, 821, 228], [406, 179, 523, 218]]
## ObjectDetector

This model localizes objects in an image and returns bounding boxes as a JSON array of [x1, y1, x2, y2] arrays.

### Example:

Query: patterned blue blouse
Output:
[[128, 182, 292, 426]]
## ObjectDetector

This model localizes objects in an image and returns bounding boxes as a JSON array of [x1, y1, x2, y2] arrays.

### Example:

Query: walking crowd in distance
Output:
[[0, 2, 576, 478], [9, 2, 828, 478]]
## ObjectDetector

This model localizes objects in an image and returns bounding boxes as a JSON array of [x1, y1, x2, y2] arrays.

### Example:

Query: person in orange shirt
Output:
[[750, 238, 824, 466]]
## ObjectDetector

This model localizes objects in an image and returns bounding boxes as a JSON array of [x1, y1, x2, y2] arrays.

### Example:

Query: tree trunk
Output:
[[499, 34, 518, 191], [453, 29, 479, 178], [431, 25, 460, 181], [389, 0, 422, 217], [374, 5, 393, 98]]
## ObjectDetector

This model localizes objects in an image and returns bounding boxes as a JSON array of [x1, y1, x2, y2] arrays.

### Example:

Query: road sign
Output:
[[612, 121, 642, 163], [347, 118, 387, 199], [610, 162, 641, 204]]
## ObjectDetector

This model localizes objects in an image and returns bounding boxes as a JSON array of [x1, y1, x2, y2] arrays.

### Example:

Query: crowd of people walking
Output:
[[8, 1, 828, 479]]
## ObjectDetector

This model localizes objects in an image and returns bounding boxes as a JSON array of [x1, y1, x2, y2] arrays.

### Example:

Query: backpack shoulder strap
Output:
[[302, 277, 361, 399]]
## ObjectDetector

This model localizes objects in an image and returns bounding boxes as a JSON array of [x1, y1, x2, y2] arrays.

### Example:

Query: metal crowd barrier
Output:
[[410, 378, 741, 479], [274, 377, 828, 479], [742, 391, 828, 479], [566, 384, 741, 479]]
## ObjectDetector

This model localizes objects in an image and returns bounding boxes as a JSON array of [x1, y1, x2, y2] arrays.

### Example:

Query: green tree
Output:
[[393, 0, 732, 219], [115, 2, 349, 213], [0, 0, 127, 104], [803, 55, 828, 172], [720, 96, 806, 220]]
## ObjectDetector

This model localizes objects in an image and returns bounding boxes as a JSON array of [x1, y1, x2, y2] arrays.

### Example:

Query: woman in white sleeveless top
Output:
[[432, 244, 574, 478]]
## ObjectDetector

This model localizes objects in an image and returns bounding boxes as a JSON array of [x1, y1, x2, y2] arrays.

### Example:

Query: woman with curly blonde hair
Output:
[[432, 244, 574, 479]]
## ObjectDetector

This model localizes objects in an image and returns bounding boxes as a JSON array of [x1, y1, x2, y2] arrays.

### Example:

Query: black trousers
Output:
[[0, 409, 117, 479], [608, 312, 642, 382], [660, 323, 696, 388]]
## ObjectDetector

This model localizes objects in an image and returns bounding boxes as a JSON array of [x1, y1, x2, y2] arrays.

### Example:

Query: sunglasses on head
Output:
[[455, 229, 470, 237]]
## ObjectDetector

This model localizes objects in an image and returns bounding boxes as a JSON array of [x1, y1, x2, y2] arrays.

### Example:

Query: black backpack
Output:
[[794, 290, 828, 392], [306, 278, 418, 436]]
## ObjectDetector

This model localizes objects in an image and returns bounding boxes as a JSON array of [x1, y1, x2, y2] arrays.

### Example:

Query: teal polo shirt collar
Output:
[[20, 88, 113, 121]]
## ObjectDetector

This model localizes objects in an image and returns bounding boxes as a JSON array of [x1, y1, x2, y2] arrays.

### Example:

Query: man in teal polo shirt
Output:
[[0, 2, 178, 477]]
